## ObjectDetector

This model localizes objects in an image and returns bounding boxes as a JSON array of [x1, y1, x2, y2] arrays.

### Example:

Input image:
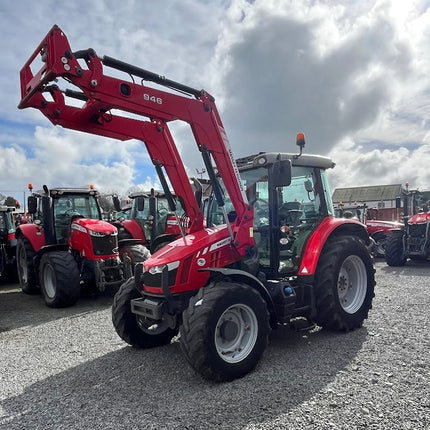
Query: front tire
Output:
[[39, 251, 80, 308], [385, 232, 407, 266], [112, 277, 177, 348], [371, 232, 388, 257], [16, 238, 38, 294], [119, 244, 151, 277], [314, 236, 375, 331], [180, 281, 270, 382]]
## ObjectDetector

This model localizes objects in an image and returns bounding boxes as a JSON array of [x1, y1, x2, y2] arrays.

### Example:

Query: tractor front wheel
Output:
[[112, 277, 177, 348], [119, 244, 151, 277], [16, 238, 38, 294], [314, 236, 375, 331], [39, 251, 80, 308], [385, 232, 407, 266], [180, 281, 270, 382]]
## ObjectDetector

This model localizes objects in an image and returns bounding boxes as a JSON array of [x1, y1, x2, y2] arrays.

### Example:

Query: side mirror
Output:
[[136, 196, 145, 212], [271, 159, 292, 188], [112, 195, 122, 212], [304, 180, 314, 193], [27, 196, 37, 214]]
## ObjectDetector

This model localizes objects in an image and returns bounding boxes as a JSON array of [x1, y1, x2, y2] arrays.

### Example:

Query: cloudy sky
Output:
[[1, 0, 430, 205]]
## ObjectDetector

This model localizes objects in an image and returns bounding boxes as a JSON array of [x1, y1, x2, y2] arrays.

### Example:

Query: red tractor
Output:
[[18, 26, 375, 380], [335, 202, 403, 257], [0, 206, 17, 280], [15, 185, 149, 307], [111, 189, 183, 253], [385, 191, 430, 265]]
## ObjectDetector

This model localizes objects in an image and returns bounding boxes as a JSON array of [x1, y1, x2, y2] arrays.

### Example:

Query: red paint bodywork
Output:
[[298, 216, 365, 276], [366, 219, 403, 237], [408, 212, 430, 224], [69, 218, 118, 259], [17, 223, 46, 252], [121, 219, 146, 242], [18, 218, 119, 260]]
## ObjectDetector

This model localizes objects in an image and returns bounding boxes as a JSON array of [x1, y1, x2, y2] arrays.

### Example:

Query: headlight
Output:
[[89, 230, 106, 237], [148, 260, 180, 274]]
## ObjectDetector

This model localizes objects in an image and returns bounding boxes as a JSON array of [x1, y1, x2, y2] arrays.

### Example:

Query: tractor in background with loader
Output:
[[15, 184, 149, 307], [111, 189, 183, 253], [18, 25, 375, 380]]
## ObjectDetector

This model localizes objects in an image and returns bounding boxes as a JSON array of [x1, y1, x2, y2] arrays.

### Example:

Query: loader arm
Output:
[[19, 25, 251, 245]]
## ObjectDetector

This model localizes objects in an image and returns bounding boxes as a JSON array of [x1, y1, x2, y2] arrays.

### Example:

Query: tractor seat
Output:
[[279, 202, 302, 226]]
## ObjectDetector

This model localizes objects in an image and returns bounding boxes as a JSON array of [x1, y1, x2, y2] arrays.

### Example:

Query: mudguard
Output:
[[298, 217, 369, 277], [16, 223, 45, 252]]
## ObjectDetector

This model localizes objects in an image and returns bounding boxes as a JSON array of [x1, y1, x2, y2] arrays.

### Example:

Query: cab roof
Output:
[[236, 152, 335, 170]]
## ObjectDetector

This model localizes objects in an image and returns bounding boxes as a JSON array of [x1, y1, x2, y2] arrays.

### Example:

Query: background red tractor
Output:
[[0, 206, 17, 281], [15, 185, 149, 307], [335, 202, 403, 257], [111, 189, 183, 253], [385, 193, 430, 265]]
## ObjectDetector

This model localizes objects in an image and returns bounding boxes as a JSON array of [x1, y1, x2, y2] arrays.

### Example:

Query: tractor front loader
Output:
[[19, 25, 375, 380]]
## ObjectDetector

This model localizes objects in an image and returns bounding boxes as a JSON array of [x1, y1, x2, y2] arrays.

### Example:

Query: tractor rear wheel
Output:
[[16, 238, 38, 294], [314, 236, 375, 331], [39, 251, 80, 308], [180, 281, 270, 382], [385, 233, 407, 266], [112, 277, 177, 348]]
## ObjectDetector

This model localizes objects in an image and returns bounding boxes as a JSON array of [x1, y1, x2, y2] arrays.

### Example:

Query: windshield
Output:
[[53, 195, 101, 219], [207, 165, 332, 227]]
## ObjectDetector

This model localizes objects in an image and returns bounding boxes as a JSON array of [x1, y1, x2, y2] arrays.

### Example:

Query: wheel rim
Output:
[[43, 263, 56, 299], [337, 255, 367, 314], [137, 316, 169, 335], [215, 303, 258, 363], [18, 244, 28, 283]]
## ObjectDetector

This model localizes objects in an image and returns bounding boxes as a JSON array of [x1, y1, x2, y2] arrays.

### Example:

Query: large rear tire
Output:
[[39, 251, 80, 308], [385, 232, 407, 266], [180, 281, 270, 382], [112, 277, 177, 348], [314, 236, 375, 331], [16, 238, 38, 294]]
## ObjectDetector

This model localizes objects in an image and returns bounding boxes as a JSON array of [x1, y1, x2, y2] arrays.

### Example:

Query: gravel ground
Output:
[[0, 260, 429, 430]]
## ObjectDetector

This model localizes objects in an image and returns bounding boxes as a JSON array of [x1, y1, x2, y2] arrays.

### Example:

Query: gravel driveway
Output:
[[0, 260, 429, 430]]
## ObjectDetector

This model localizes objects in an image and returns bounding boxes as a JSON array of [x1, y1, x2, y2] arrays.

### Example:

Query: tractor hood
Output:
[[366, 220, 403, 230], [140, 224, 240, 294], [408, 212, 430, 225], [72, 218, 118, 235]]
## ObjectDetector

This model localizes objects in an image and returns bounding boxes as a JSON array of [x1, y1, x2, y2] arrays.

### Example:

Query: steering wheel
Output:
[[64, 208, 81, 217]]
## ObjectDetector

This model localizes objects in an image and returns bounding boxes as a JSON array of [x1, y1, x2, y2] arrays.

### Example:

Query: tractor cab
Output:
[[207, 152, 336, 278], [112, 189, 182, 253], [28, 187, 102, 245]]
